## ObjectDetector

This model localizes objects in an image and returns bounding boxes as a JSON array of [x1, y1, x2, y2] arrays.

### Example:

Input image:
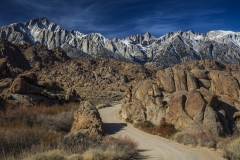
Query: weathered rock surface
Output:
[[6, 72, 80, 106], [70, 101, 103, 137], [121, 67, 240, 137], [0, 39, 157, 106]]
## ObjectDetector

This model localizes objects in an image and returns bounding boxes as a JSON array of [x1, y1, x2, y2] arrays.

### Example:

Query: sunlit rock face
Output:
[[121, 65, 240, 137]]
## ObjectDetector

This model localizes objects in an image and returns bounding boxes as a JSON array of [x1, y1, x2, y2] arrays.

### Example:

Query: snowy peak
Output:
[[207, 30, 240, 39], [26, 17, 50, 28], [69, 30, 86, 39], [1, 17, 240, 67]]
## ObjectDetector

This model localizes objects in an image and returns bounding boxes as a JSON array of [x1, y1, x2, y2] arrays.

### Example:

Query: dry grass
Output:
[[82, 136, 138, 160], [26, 136, 137, 160], [0, 103, 75, 159], [173, 132, 217, 148], [0, 103, 138, 160], [134, 120, 177, 138], [67, 154, 82, 160], [182, 134, 197, 146], [219, 136, 240, 160], [0, 121, 64, 159], [225, 137, 240, 160], [82, 149, 105, 160], [173, 132, 198, 146], [32, 149, 66, 160], [38, 109, 76, 132], [0, 103, 47, 125], [196, 135, 216, 148]]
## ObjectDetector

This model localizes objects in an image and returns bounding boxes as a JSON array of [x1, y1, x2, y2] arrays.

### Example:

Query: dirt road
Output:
[[99, 104, 225, 160]]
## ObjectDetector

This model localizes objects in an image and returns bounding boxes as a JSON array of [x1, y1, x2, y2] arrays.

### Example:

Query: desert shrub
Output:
[[174, 132, 186, 143], [38, 109, 75, 132], [82, 136, 138, 160], [134, 120, 177, 138], [0, 124, 49, 158], [67, 154, 83, 160], [225, 137, 240, 160], [197, 136, 216, 148], [101, 136, 138, 159], [217, 136, 236, 150], [33, 149, 66, 160], [82, 149, 106, 160], [0, 103, 76, 159], [157, 120, 177, 138], [0, 102, 138, 160], [182, 134, 197, 146], [43, 103, 78, 115], [63, 131, 100, 154], [0, 104, 47, 125]]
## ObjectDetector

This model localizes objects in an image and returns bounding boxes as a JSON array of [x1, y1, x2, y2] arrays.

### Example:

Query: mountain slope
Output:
[[1, 17, 240, 67]]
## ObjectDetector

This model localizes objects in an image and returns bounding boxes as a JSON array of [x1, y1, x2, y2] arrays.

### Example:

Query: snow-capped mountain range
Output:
[[1, 17, 240, 67]]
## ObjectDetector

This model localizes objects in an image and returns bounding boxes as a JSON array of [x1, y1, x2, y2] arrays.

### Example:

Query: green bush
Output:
[[183, 134, 197, 146], [226, 137, 240, 160], [174, 132, 185, 143], [197, 136, 216, 148]]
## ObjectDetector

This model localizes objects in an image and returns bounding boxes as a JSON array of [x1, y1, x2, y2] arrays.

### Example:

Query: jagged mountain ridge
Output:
[[1, 17, 240, 67]]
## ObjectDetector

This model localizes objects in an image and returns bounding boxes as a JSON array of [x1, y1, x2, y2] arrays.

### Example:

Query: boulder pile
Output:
[[7, 72, 80, 106], [121, 67, 240, 136]]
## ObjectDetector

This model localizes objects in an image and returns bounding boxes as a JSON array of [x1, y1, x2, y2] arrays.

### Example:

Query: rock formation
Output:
[[0, 39, 157, 106], [7, 72, 80, 106], [69, 101, 103, 137], [121, 67, 240, 136]]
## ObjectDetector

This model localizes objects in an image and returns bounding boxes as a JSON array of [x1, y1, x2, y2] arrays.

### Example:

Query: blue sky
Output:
[[0, 0, 239, 38]]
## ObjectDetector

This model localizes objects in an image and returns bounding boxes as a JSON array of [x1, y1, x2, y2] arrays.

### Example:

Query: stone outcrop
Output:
[[0, 39, 157, 106], [69, 101, 103, 137], [121, 67, 240, 136], [7, 72, 80, 106]]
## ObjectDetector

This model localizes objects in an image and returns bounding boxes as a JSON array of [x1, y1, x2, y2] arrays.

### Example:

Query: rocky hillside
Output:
[[1, 17, 240, 67], [121, 63, 240, 137], [0, 39, 157, 107]]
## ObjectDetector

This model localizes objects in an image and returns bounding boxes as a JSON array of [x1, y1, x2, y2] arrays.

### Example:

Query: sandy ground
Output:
[[99, 104, 225, 160]]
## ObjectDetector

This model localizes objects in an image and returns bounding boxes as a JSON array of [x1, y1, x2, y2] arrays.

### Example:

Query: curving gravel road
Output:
[[99, 104, 225, 160]]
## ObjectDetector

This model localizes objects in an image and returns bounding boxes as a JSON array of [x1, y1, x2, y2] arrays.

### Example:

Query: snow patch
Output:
[[208, 30, 236, 39], [194, 35, 203, 40], [121, 39, 131, 46]]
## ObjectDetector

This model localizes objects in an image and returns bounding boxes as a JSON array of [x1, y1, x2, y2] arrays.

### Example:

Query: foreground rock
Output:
[[69, 101, 103, 138], [121, 67, 240, 136]]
